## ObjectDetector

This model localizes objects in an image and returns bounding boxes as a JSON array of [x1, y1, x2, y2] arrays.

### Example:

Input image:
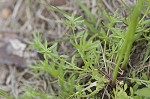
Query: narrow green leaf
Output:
[[76, 0, 97, 23], [135, 88, 150, 97]]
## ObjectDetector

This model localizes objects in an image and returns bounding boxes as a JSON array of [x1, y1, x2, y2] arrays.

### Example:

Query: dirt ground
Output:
[[0, 0, 137, 98]]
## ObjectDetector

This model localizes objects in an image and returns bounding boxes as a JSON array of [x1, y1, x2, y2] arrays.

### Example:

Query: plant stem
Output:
[[112, 0, 143, 85]]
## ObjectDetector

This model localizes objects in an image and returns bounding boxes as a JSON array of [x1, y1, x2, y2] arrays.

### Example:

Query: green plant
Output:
[[28, 0, 150, 98], [113, 83, 132, 99], [0, 89, 14, 99], [112, 0, 143, 85], [20, 87, 54, 99]]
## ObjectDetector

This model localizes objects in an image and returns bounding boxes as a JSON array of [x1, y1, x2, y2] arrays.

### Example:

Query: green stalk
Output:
[[112, 0, 143, 85], [122, 0, 143, 69]]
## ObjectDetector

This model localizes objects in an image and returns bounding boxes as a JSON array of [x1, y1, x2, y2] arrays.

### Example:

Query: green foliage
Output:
[[76, 0, 97, 23], [20, 87, 54, 99], [113, 84, 132, 99], [112, 0, 144, 85], [30, 29, 109, 99], [27, 0, 150, 98], [135, 88, 150, 98], [0, 89, 14, 99], [0, 0, 149, 99]]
